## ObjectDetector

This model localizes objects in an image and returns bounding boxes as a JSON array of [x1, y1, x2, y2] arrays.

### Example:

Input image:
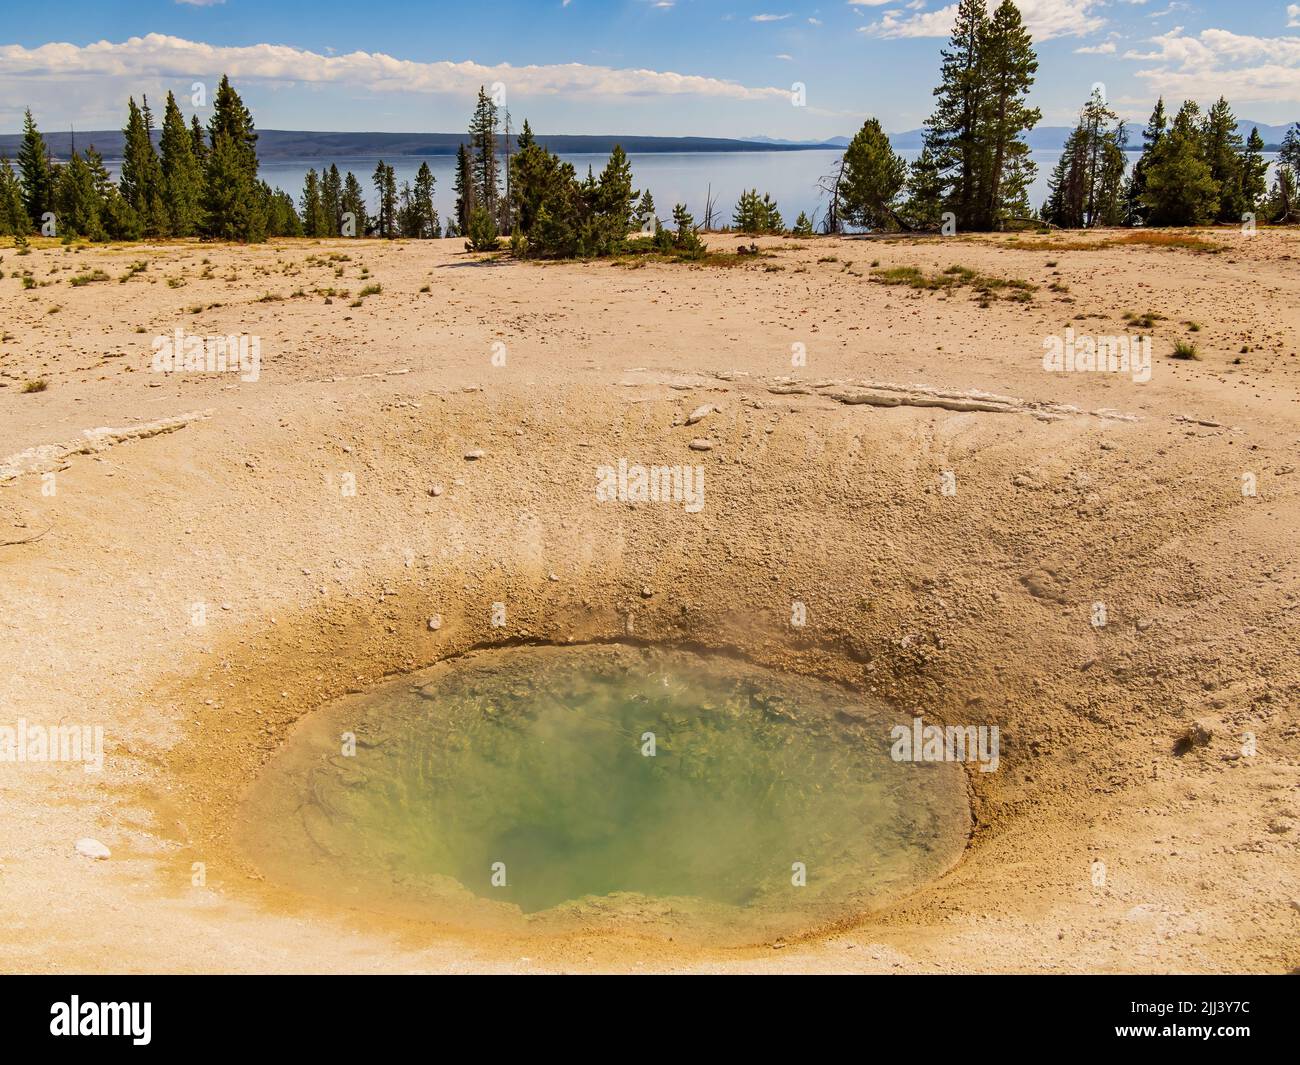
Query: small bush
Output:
[[69, 270, 110, 286], [465, 207, 500, 252]]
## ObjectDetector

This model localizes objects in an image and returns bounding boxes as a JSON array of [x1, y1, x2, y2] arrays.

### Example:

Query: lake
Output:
[[109, 148, 1283, 230]]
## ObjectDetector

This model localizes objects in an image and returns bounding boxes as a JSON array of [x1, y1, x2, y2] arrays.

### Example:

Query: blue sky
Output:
[[2, 1, 1298, 136]]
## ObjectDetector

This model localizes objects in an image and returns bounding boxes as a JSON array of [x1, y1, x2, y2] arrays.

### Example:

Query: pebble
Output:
[[688, 439, 713, 452], [427, 615, 442, 631], [686, 404, 714, 425], [429, 485, 444, 497], [75, 838, 110, 860], [464, 450, 485, 461]]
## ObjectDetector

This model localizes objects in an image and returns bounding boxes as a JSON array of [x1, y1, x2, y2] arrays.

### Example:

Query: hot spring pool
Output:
[[240, 644, 969, 943]]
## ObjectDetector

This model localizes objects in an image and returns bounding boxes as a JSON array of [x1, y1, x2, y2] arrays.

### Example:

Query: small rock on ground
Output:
[[75, 838, 110, 860]]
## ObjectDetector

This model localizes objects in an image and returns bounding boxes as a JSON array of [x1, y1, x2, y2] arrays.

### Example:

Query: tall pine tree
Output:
[[17, 109, 55, 227], [159, 92, 203, 236], [468, 87, 500, 223], [203, 75, 266, 241]]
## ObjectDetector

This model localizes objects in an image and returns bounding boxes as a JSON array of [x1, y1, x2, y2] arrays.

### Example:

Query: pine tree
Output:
[[454, 143, 475, 235], [792, 211, 813, 236], [923, 0, 989, 227], [1125, 98, 1167, 225], [733, 190, 761, 232], [633, 188, 656, 231], [1269, 162, 1298, 224], [203, 76, 266, 241], [509, 121, 561, 236], [0, 156, 32, 236], [1273, 124, 1300, 222], [322, 164, 342, 237], [1240, 127, 1268, 216], [265, 182, 302, 237], [397, 180, 416, 237], [1202, 97, 1243, 223], [412, 161, 438, 238], [593, 145, 637, 252], [671, 203, 703, 254], [468, 87, 500, 222], [837, 117, 906, 230], [341, 170, 368, 236], [55, 150, 105, 240], [86, 147, 138, 239], [1043, 89, 1124, 229], [17, 109, 56, 226], [120, 96, 165, 235], [975, 0, 1040, 229], [190, 114, 208, 169], [372, 161, 397, 237], [1141, 101, 1218, 227], [159, 92, 203, 236], [760, 193, 783, 232], [465, 206, 499, 251], [301, 168, 325, 236], [901, 147, 945, 230]]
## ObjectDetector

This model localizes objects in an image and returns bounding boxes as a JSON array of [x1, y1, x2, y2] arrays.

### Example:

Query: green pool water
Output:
[[241, 644, 969, 942]]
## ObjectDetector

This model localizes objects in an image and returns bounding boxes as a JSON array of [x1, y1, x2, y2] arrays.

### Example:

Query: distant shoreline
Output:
[[0, 129, 845, 163]]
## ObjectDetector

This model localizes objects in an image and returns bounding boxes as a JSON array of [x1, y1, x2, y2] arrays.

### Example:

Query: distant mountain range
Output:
[[2, 121, 1293, 161]]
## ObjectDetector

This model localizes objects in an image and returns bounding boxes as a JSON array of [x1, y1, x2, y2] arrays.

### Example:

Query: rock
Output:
[[688, 438, 713, 452], [75, 838, 110, 860], [1136, 617, 1153, 631], [429, 485, 443, 497], [427, 615, 442, 631], [686, 404, 714, 425], [641, 586, 654, 598], [1173, 720, 1213, 755], [464, 450, 485, 461]]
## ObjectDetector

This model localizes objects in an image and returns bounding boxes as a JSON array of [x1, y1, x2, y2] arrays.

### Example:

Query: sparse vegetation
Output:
[[870, 263, 1037, 302]]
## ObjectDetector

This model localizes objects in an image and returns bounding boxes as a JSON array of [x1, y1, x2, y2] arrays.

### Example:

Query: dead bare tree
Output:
[[701, 183, 718, 231], [816, 156, 846, 234]]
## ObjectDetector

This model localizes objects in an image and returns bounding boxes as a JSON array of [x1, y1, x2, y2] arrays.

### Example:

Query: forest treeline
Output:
[[831, 0, 1300, 232], [2, 0, 1298, 253]]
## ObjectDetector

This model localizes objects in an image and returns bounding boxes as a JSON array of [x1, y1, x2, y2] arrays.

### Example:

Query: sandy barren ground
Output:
[[0, 228, 1297, 973]]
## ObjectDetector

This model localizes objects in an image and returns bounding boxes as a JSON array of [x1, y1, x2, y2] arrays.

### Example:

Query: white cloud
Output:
[[0, 33, 789, 102], [847, 0, 894, 7], [1288, 4, 1300, 29], [1075, 41, 1117, 54], [1124, 27, 1300, 105], [860, 0, 1106, 41], [175, 0, 226, 6], [751, 13, 792, 21]]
